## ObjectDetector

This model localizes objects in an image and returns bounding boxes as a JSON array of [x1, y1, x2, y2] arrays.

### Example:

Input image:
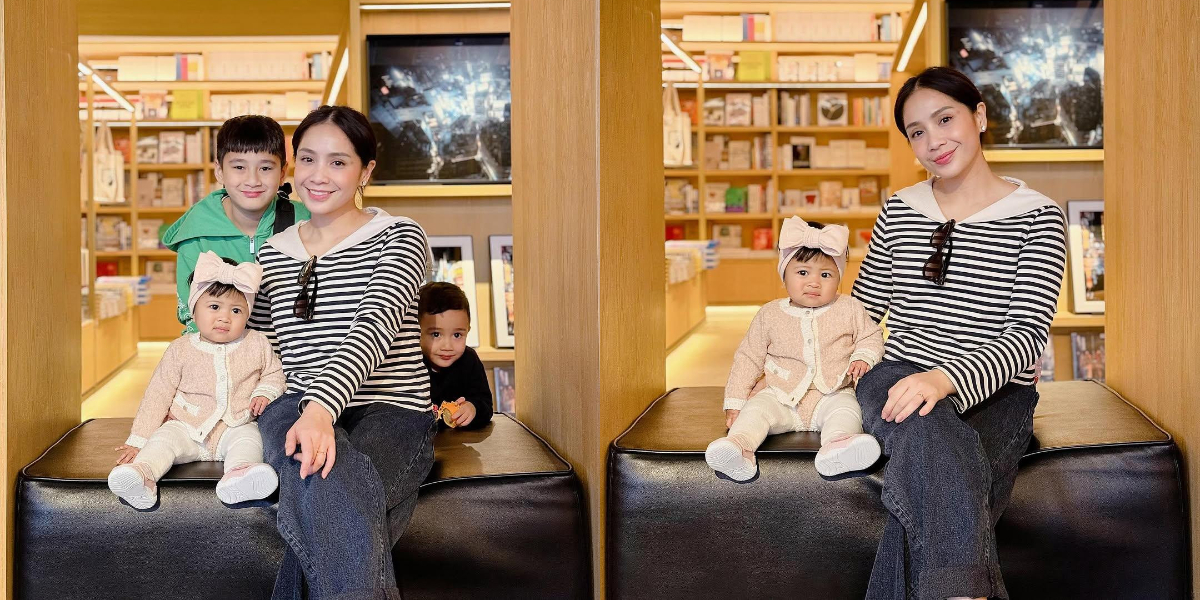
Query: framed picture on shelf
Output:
[[493, 365, 515, 414], [428, 235, 479, 348], [489, 235, 514, 349], [1066, 200, 1105, 314], [947, 0, 1104, 149]]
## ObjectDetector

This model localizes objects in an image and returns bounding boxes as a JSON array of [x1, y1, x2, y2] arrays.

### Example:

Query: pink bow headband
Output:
[[777, 216, 850, 279], [188, 251, 263, 315]]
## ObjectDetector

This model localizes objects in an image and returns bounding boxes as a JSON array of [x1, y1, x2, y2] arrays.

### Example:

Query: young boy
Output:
[[161, 115, 311, 333], [419, 282, 494, 430]]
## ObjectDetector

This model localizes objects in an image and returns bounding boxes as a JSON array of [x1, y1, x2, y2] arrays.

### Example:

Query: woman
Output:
[[852, 67, 1067, 599], [253, 105, 436, 600]]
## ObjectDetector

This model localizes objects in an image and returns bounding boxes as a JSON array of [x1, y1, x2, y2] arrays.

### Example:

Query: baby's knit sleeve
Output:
[[723, 305, 770, 411], [848, 300, 885, 368]]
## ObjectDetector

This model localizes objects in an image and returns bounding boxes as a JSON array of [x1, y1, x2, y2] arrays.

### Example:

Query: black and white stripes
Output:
[[852, 185, 1067, 411], [252, 218, 431, 418]]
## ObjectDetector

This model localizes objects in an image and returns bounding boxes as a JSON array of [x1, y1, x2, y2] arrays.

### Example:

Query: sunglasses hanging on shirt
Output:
[[924, 219, 955, 286], [293, 255, 318, 321]]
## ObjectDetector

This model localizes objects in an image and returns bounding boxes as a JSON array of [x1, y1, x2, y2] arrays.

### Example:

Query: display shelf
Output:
[[137, 207, 189, 215], [707, 212, 774, 221], [139, 249, 177, 258], [95, 206, 133, 214], [777, 169, 890, 176], [665, 214, 702, 221], [95, 250, 135, 257], [129, 163, 207, 171], [79, 36, 337, 55], [706, 126, 773, 133], [1051, 311, 1105, 329], [98, 120, 303, 128], [779, 207, 881, 221], [983, 149, 1104, 163], [363, 184, 513, 198], [705, 169, 774, 176], [777, 125, 890, 133], [660, 2, 912, 16], [665, 169, 701, 177], [109, 80, 326, 92], [676, 41, 899, 53], [688, 81, 891, 90], [476, 346, 515, 362]]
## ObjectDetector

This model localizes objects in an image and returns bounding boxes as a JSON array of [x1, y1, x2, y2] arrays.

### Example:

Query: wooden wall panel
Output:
[[1105, 0, 1200, 591], [512, 0, 663, 595], [78, 0, 348, 36], [1, 0, 82, 593]]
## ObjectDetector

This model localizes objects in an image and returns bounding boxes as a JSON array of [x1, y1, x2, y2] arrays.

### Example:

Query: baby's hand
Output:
[[114, 445, 139, 465], [250, 396, 270, 417], [725, 409, 740, 429], [848, 360, 871, 385]]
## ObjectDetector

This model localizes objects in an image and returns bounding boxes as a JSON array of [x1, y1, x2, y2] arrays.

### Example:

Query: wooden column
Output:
[[1105, 0, 1200, 591], [511, 0, 664, 595], [0, 0, 82, 593]]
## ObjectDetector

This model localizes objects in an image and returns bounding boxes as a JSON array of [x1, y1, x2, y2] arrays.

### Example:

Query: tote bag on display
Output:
[[663, 83, 692, 168], [93, 122, 125, 205]]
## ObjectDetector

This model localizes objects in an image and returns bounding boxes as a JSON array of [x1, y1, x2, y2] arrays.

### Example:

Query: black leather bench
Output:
[[17, 415, 590, 600], [607, 381, 1190, 599]]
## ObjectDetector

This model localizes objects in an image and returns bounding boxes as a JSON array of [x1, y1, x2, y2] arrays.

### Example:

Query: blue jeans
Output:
[[258, 393, 437, 600], [857, 361, 1038, 600]]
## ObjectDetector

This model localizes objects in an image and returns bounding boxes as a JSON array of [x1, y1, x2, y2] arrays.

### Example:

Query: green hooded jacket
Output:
[[162, 188, 310, 333]]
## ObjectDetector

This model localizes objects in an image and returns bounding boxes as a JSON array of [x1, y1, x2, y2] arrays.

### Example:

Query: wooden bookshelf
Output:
[[363, 184, 513, 199], [676, 41, 898, 53], [778, 125, 890, 133], [983, 148, 1104, 163], [80, 35, 336, 343]]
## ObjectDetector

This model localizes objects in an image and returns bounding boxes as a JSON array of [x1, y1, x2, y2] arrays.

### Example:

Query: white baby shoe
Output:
[[815, 433, 881, 477], [108, 464, 158, 509], [705, 437, 758, 482], [216, 463, 279, 504]]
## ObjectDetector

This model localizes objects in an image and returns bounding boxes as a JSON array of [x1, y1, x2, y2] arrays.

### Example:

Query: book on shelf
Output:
[[704, 183, 731, 213], [859, 177, 880, 204], [169, 90, 204, 120], [1071, 331, 1105, 382], [704, 135, 725, 170], [138, 173, 162, 206], [185, 133, 202, 164], [817, 93, 850, 127], [818, 181, 844, 208], [162, 178, 186, 207], [725, 186, 748, 213], [780, 136, 816, 170], [137, 219, 165, 250], [158, 131, 186, 164], [95, 216, 132, 251], [711, 224, 743, 249], [779, 92, 811, 127], [852, 227, 873, 249], [144, 260, 177, 295], [704, 51, 735, 81], [138, 90, 169, 120], [773, 11, 896, 43], [682, 14, 772, 42], [841, 187, 861, 209], [727, 140, 752, 170], [752, 227, 773, 251], [118, 54, 206, 82], [751, 134, 773, 170], [136, 135, 159, 164], [747, 184, 766, 213], [703, 97, 726, 126], [665, 179, 699, 215], [205, 51, 311, 81], [665, 224, 686, 241], [736, 51, 772, 82], [725, 93, 752, 126], [751, 93, 770, 127]]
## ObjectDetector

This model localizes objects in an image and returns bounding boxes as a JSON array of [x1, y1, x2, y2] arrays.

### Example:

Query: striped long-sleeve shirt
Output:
[[851, 177, 1067, 412], [251, 208, 433, 419]]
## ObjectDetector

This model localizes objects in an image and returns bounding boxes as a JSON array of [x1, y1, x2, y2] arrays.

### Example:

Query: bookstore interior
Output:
[[78, 0, 1104, 403]]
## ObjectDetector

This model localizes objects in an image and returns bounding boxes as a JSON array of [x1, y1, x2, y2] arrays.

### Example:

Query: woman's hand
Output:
[[285, 403, 337, 479], [882, 370, 956, 423]]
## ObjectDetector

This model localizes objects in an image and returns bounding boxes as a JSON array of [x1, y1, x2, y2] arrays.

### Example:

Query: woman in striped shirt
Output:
[[851, 67, 1067, 600], [253, 106, 436, 599]]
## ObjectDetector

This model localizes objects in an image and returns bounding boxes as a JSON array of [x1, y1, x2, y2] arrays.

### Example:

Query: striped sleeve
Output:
[[852, 197, 894, 323], [301, 223, 430, 420], [935, 206, 1067, 410], [249, 284, 278, 354]]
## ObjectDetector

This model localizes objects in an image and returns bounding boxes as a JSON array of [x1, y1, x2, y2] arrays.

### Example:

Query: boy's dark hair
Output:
[[293, 105, 377, 166], [791, 221, 834, 264], [188, 256, 243, 300], [216, 115, 287, 165], [419, 282, 470, 318], [894, 66, 986, 142]]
